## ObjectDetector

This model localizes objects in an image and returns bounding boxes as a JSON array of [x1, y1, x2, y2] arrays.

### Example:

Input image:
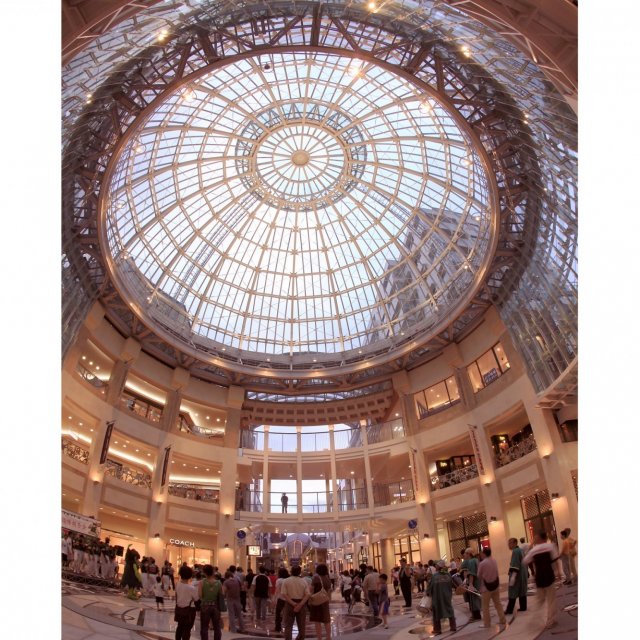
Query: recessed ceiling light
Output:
[[206, 416, 210, 420], [81, 356, 86, 360], [135, 449, 139, 452]]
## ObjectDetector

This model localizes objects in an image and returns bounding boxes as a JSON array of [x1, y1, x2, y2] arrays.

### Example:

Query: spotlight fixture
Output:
[[551, 492, 560, 500], [542, 453, 551, 459], [423, 533, 430, 538], [490, 516, 498, 522], [224, 543, 230, 548], [154, 533, 160, 538]]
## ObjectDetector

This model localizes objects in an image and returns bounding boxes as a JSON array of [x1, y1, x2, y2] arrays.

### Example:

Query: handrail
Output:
[[495, 434, 537, 467], [373, 479, 415, 506], [104, 458, 152, 489], [168, 483, 219, 503], [76, 363, 108, 390], [366, 418, 405, 444], [62, 438, 89, 464], [430, 463, 479, 491]]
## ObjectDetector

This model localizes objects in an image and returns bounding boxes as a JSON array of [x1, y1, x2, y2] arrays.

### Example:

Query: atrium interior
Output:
[[9, 0, 623, 638]]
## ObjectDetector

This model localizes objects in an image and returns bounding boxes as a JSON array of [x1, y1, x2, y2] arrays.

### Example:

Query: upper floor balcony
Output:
[[62, 438, 89, 465], [430, 463, 479, 491], [495, 433, 538, 467], [239, 418, 405, 453], [104, 458, 152, 489]]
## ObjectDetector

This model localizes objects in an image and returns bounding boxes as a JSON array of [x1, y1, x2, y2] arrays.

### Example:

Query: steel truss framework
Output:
[[62, 1, 577, 397]]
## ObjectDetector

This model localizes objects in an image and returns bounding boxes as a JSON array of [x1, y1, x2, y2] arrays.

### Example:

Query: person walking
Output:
[[523, 531, 561, 630], [427, 560, 457, 635], [281, 493, 289, 513], [460, 548, 482, 621], [339, 570, 352, 604], [273, 567, 290, 633], [309, 563, 332, 640], [378, 573, 391, 629], [281, 565, 310, 640], [362, 565, 380, 616], [398, 557, 413, 608], [559, 529, 578, 584], [198, 564, 223, 640], [505, 538, 528, 614], [174, 565, 198, 640], [476, 548, 506, 628], [153, 576, 166, 611], [253, 566, 271, 621], [223, 570, 246, 633]]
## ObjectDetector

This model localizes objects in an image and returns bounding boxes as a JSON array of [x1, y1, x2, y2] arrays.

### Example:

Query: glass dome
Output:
[[103, 51, 497, 362]]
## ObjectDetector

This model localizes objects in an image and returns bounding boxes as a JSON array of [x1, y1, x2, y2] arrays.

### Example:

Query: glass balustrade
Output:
[[373, 479, 415, 506]]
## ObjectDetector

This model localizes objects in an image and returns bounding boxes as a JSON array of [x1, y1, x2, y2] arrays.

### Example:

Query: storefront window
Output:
[[414, 375, 461, 420], [467, 342, 510, 392], [393, 534, 420, 565]]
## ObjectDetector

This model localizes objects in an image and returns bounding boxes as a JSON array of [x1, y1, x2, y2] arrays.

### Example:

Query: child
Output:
[[378, 574, 391, 629], [153, 575, 165, 611]]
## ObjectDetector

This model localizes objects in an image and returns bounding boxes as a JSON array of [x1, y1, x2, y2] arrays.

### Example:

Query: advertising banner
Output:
[[161, 445, 171, 487], [62, 508, 101, 537], [100, 420, 115, 464]]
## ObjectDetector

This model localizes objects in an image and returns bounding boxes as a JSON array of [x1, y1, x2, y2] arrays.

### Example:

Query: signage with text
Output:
[[169, 538, 195, 547], [247, 545, 261, 556]]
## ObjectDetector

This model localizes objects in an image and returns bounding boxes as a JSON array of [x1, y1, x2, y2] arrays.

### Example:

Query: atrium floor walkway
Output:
[[61, 578, 578, 640]]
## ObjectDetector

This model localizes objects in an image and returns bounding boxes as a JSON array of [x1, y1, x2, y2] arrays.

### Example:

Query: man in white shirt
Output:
[[281, 565, 310, 640], [476, 548, 506, 628], [362, 566, 381, 615]]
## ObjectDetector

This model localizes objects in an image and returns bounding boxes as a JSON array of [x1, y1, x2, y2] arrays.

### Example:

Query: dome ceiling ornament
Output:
[[62, 1, 572, 394]]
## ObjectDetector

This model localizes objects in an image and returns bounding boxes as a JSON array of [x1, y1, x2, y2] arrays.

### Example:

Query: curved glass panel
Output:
[[105, 51, 493, 358]]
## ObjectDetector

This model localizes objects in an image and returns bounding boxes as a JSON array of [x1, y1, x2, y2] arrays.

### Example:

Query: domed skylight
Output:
[[103, 51, 496, 361]]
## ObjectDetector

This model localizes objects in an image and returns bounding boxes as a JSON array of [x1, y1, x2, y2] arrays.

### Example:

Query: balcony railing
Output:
[[76, 363, 108, 396], [495, 434, 538, 467], [333, 427, 362, 449], [177, 416, 225, 439], [301, 491, 334, 513], [337, 487, 368, 511], [430, 463, 479, 491], [119, 392, 162, 423], [366, 418, 405, 444], [373, 479, 415, 506], [168, 483, 220, 503], [104, 459, 152, 489], [62, 438, 89, 464]]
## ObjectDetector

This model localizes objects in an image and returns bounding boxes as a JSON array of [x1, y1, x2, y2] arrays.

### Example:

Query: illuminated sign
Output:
[[170, 538, 195, 547], [247, 545, 261, 556]]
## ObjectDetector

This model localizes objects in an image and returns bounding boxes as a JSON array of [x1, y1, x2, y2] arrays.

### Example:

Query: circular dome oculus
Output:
[[103, 51, 497, 365]]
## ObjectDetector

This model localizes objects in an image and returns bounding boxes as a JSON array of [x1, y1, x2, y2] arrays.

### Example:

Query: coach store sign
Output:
[[169, 538, 196, 547]]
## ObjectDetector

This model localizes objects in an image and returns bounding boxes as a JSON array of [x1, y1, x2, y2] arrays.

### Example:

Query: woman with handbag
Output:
[[308, 563, 332, 640], [174, 565, 198, 640]]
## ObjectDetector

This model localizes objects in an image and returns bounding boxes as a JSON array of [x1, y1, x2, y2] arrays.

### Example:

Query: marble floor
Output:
[[61, 579, 578, 640]]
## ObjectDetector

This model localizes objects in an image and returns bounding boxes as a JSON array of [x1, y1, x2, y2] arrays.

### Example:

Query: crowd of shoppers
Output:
[[63, 526, 576, 637]]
